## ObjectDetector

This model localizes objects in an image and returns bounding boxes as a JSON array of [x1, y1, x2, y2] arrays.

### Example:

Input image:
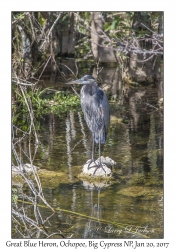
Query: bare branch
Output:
[[141, 22, 155, 34], [39, 13, 63, 51], [136, 54, 155, 63]]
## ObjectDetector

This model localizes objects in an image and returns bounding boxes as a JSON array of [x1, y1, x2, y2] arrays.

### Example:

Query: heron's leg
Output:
[[92, 132, 95, 161], [87, 133, 96, 169], [92, 137, 106, 175], [99, 138, 101, 165], [87, 134, 106, 175]]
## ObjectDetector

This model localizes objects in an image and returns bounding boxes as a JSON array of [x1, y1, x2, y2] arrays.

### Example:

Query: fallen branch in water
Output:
[[17, 199, 150, 239]]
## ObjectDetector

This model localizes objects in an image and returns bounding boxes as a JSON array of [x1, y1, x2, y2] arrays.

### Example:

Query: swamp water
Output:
[[12, 76, 163, 239]]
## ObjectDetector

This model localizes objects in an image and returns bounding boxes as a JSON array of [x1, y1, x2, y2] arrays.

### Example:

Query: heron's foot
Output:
[[93, 163, 106, 175], [86, 159, 97, 169], [86, 159, 106, 175]]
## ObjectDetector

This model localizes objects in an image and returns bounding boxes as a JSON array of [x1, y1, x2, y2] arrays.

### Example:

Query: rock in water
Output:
[[12, 164, 39, 175], [82, 156, 115, 176]]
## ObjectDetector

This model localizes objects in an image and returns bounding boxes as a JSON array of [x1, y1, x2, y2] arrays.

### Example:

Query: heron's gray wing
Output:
[[80, 86, 110, 144], [101, 90, 110, 130], [97, 88, 110, 143]]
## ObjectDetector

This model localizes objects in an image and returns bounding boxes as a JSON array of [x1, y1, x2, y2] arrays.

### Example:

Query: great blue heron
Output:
[[67, 75, 110, 174]]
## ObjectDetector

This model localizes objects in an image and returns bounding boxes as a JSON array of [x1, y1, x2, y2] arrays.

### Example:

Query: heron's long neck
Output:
[[84, 82, 97, 96]]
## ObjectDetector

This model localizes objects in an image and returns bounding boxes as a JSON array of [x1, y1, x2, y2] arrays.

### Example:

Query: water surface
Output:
[[12, 77, 163, 239]]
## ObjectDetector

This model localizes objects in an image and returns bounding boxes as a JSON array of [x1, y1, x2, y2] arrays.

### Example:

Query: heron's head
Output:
[[66, 75, 96, 85]]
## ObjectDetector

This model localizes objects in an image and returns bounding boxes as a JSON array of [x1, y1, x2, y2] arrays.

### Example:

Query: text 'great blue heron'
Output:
[[67, 75, 110, 174]]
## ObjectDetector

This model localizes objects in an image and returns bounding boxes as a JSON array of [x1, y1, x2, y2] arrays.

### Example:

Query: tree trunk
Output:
[[18, 24, 32, 79], [158, 12, 163, 34], [91, 12, 116, 63], [58, 12, 75, 56]]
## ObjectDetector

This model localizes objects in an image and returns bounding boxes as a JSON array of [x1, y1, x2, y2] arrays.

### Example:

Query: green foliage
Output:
[[51, 91, 80, 114], [38, 12, 46, 26], [103, 13, 133, 41], [12, 85, 81, 137], [111, 20, 118, 30], [76, 12, 91, 35], [13, 12, 25, 20], [12, 188, 18, 204], [12, 86, 80, 123], [150, 12, 161, 31], [104, 15, 123, 32], [107, 137, 115, 147], [55, 13, 68, 28], [76, 25, 88, 36]]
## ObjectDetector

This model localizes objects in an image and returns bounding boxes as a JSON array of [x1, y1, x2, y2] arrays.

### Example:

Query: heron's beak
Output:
[[66, 79, 83, 85]]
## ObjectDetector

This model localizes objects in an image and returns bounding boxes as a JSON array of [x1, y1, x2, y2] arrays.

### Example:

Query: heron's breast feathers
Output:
[[80, 85, 109, 134]]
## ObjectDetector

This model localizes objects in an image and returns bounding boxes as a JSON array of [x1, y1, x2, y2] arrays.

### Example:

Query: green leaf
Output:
[[111, 20, 118, 30], [104, 22, 111, 31]]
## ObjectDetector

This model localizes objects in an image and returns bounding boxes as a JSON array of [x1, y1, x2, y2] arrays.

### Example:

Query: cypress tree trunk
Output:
[[91, 12, 116, 63]]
